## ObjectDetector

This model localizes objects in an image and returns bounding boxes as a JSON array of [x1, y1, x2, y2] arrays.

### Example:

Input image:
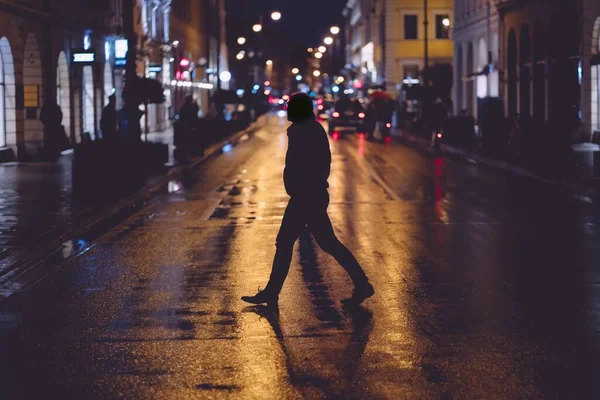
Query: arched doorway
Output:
[[477, 37, 488, 98], [519, 25, 531, 118], [23, 33, 43, 150], [0, 38, 15, 150], [507, 28, 518, 118], [533, 20, 546, 122], [82, 65, 95, 139], [57, 51, 71, 142], [466, 42, 474, 116], [456, 44, 463, 113]]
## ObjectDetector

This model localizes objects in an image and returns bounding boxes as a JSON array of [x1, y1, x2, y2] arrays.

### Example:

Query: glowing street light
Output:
[[324, 37, 333, 45], [271, 11, 282, 21], [295, 75, 302, 81], [442, 17, 451, 27], [266, 60, 273, 66], [252, 23, 262, 32], [330, 26, 340, 35], [219, 71, 232, 82], [336, 76, 345, 84], [314, 52, 323, 59], [291, 67, 300, 74], [236, 52, 245, 60], [313, 70, 321, 77], [307, 47, 313, 53], [318, 46, 327, 53], [237, 37, 246, 45]]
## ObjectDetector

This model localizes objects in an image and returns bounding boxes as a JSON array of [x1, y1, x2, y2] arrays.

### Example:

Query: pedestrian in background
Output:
[[100, 94, 117, 141], [40, 100, 67, 160], [242, 92, 374, 307]]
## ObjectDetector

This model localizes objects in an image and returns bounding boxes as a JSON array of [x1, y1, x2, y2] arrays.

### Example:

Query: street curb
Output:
[[394, 130, 596, 200], [0, 116, 268, 301]]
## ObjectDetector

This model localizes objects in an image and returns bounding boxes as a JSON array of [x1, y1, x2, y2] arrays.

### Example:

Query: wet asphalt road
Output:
[[1, 114, 600, 399]]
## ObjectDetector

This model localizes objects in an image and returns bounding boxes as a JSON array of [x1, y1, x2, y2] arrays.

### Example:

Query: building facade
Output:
[[452, 0, 500, 118], [0, 0, 226, 162], [384, 0, 454, 99], [497, 0, 599, 139]]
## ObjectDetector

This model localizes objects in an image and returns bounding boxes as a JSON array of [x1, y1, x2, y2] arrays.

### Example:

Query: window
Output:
[[436, 15, 450, 39], [404, 15, 418, 39]]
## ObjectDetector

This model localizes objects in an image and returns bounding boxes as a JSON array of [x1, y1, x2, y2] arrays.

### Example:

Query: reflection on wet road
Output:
[[1, 115, 599, 398]]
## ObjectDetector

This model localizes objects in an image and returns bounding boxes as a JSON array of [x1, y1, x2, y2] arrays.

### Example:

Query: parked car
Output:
[[328, 99, 366, 134]]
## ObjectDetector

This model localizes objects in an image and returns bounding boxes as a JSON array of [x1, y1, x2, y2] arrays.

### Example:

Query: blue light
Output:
[[222, 144, 233, 153], [253, 84, 260, 90], [332, 86, 340, 93], [310, 91, 316, 97], [277, 110, 287, 117]]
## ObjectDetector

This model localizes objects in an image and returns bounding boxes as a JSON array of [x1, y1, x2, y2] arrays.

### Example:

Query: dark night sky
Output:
[[226, 0, 347, 48]]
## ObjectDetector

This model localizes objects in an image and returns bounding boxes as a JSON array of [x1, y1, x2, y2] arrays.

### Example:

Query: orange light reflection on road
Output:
[[358, 133, 365, 158]]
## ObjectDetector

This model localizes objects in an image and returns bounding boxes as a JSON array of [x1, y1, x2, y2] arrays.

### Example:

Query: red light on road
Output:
[[358, 112, 365, 119], [179, 58, 190, 68], [332, 112, 340, 118], [332, 132, 340, 140], [385, 136, 392, 144]]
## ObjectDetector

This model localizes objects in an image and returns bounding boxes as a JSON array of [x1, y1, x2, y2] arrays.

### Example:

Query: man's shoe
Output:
[[241, 288, 278, 306], [342, 282, 375, 306]]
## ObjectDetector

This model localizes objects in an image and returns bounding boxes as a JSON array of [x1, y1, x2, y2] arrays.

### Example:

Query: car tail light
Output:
[[386, 123, 391, 128], [358, 112, 365, 119], [332, 112, 340, 118]]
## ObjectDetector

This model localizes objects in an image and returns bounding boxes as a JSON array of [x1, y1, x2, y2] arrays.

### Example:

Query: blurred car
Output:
[[328, 99, 366, 134]]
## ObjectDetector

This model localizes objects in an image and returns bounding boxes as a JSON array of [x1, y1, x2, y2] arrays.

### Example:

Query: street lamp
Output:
[[295, 75, 302, 81], [237, 37, 246, 45], [271, 11, 282, 21], [252, 23, 262, 32], [315, 52, 323, 59], [236, 52, 245, 60], [219, 71, 232, 83], [442, 17, 450, 27], [266, 60, 273, 66], [324, 37, 333, 45], [291, 67, 300, 74], [318, 46, 327, 53], [313, 70, 321, 77], [307, 47, 313, 53], [330, 26, 340, 35]]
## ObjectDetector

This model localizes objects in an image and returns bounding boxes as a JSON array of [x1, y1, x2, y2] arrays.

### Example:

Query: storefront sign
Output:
[[71, 49, 95, 65], [23, 85, 39, 108], [114, 39, 128, 67]]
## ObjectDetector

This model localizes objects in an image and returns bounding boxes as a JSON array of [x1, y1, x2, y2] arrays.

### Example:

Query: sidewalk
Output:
[[0, 116, 267, 299], [392, 128, 599, 201]]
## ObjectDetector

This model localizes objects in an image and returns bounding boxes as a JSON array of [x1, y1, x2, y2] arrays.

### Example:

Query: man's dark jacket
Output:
[[283, 117, 331, 198]]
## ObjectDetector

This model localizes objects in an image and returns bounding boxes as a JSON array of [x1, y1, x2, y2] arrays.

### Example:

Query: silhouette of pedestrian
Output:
[[242, 92, 374, 307], [100, 94, 117, 141]]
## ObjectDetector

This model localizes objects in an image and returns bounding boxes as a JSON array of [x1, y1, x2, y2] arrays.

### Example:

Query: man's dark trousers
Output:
[[264, 190, 369, 295]]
